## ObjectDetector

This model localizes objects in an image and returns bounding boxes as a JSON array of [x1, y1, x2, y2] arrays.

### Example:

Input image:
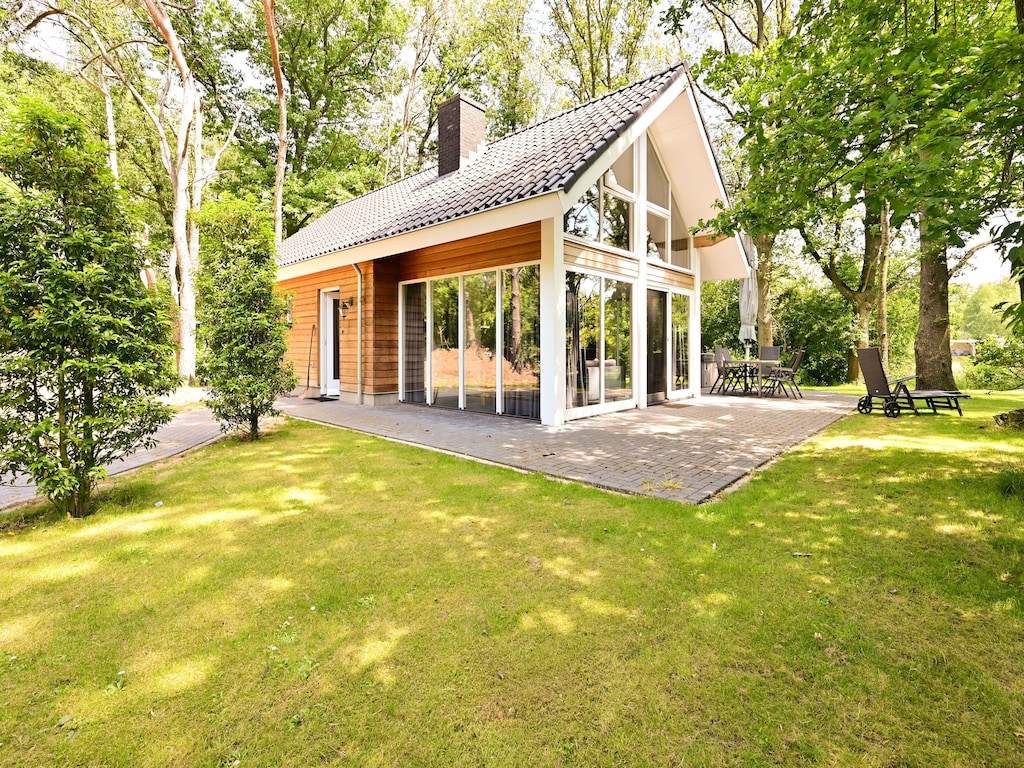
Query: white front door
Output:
[[320, 289, 341, 397]]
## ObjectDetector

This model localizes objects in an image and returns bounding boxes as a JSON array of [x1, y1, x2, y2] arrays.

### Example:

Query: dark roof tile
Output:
[[279, 62, 687, 267]]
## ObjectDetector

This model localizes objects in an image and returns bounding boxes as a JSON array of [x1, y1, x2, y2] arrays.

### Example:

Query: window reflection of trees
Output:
[[672, 293, 690, 390], [566, 271, 631, 408], [563, 185, 600, 241], [602, 193, 632, 251], [431, 277, 459, 407], [604, 280, 631, 401], [503, 266, 541, 418], [463, 272, 497, 414], [564, 180, 632, 252]]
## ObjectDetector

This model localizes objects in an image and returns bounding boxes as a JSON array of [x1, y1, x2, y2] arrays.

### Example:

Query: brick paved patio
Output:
[[277, 391, 857, 504]]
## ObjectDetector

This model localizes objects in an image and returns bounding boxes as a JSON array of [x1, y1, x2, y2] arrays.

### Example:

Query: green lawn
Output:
[[1, 393, 1023, 767]]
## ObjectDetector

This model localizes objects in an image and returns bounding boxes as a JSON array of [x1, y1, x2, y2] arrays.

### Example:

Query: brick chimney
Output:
[[437, 93, 486, 176]]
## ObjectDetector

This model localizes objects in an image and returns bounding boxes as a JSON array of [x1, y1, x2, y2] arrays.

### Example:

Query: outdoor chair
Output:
[[759, 345, 781, 378], [856, 346, 969, 417], [709, 346, 745, 394], [762, 348, 804, 398]]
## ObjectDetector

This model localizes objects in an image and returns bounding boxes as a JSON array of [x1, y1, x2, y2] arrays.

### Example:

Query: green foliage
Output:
[[692, 0, 1022, 387], [951, 280, 1016, 339], [700, 279, 741, 353], [996, 463, 1024, 501], [545, 0, 655, 103], [959, 336, 1024, 391], [773, 280, 855, 385], [0, 100, 177, 518], [222, 0, 405, 235], [196, 196, 297, 440], [994, 217, 1024, 332]]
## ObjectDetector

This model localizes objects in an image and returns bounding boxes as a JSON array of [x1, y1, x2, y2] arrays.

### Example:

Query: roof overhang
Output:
[[277, 192, 563, 281], [645, 79, 749, 281]]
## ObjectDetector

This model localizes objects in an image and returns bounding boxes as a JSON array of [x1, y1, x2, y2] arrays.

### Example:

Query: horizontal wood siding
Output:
[[647, 263, 695, 292], [277, 265, 358, 390], [565, 243, 639, 279], [277, 223, 541, 397], [397, 222, 542, 282], [365, 258, 400, 394]]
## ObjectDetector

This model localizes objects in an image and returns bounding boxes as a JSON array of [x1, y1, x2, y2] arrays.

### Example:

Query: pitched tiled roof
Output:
[[279, 62, 688, 267]]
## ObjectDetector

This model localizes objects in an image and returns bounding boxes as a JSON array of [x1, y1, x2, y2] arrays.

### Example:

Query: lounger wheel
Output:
[[883, 401, 900, 418], [857, 396, 872, 414]]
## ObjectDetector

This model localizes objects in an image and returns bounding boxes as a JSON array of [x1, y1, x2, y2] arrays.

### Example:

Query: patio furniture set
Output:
[[709, 345, 969, 418], [709, 345, 804, 398]]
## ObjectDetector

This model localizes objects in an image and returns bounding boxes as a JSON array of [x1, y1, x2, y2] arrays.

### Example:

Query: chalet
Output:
[[277, 62, 749, 427]]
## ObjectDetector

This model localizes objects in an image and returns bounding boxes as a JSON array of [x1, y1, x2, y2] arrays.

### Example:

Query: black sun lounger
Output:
[[856, 347, 970, 418]]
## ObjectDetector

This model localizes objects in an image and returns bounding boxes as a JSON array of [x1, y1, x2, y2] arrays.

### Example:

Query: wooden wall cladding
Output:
[[277, 264, 358, 391], [647, 263, 695, 292], [564, 242, 639, 279], [276, 222, 542, 396], [396, 222, 541, 282]]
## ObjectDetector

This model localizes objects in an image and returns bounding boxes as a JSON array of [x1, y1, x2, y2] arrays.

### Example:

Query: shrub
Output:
[[959, 336, 1024, 390], [196, 197, 296, 440], [0, 101, 176, 518]]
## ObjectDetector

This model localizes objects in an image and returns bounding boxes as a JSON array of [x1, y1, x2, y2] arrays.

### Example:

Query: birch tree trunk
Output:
[[142, 0, 198, 383], [263, 0, 287, 249]]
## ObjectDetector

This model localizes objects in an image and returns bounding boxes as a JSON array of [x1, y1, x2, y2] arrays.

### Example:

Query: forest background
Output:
[[0, 0, 1019, 388]]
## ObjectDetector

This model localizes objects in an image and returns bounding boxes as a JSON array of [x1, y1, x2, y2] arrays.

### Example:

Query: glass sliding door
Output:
[[646, 290, 667, 404], [671, 293, 691, 392], [502, 266, 540, 418], [565, 273, 601, 408], [402, 282, 427, 403], [463, 272, 498, 414], [402, 266, 542, 419], [431, 277, 459, 408], [565, 271, 633, 409], [603, 280, 631, 402]]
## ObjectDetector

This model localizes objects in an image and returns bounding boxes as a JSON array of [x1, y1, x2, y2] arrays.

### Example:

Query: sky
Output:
[[955, 242, 1013, 287]]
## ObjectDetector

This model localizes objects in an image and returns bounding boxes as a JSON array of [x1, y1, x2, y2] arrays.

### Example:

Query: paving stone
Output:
[[277, 390, 856, 505]]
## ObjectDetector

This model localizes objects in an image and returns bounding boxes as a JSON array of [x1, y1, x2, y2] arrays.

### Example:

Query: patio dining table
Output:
[[730, 358, 781, 396]]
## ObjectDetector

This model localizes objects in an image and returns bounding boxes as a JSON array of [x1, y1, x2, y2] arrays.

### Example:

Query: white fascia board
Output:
[[560, 74, 691, 211], [277, 192, 563, 282]]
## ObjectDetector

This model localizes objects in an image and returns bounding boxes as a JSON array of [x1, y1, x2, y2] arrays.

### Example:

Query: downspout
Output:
[[354, 263, 364, 404]]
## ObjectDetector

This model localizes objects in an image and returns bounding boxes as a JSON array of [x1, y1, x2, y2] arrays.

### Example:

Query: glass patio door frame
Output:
[[667, 288, 696, 398], [399, 269, 515, 414], [564, 268, 637, 418]]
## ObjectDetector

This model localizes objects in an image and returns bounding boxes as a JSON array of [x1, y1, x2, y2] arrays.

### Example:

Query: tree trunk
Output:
[[849, 303, 872, 382], [509, 267, 523, 371], [877, 201, 892, 371], [915, 208, 956, 390], [98, 64, 119, 182], [263, 0, 287, 250], [846, 197, 884, 382], [753, 233, 776, 349], [144, 0, 198, 384]]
